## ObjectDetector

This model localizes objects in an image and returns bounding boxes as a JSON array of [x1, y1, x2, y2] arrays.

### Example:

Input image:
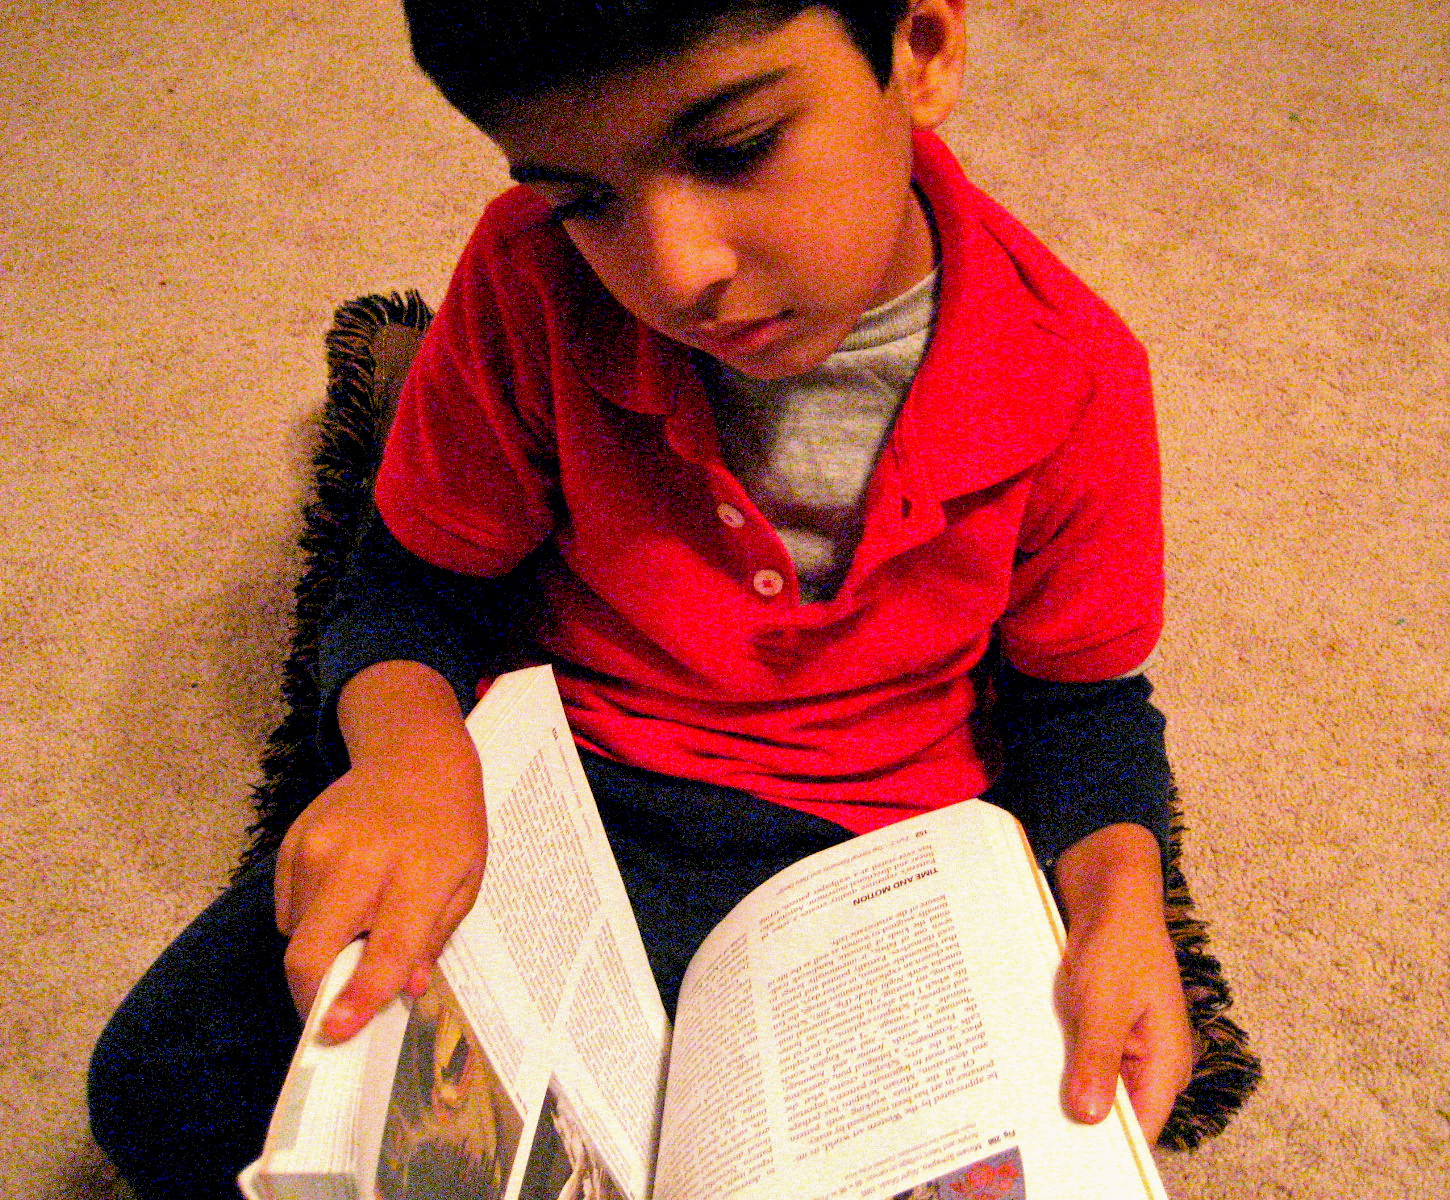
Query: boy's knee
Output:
[[85, 860, 302, 1197], [87, 986, 155, 1168]]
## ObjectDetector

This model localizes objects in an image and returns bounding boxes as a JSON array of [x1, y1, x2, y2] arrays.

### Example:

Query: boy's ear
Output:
[[894, 0, 968, 128]]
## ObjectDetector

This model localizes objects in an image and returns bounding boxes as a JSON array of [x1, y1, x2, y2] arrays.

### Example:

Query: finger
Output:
[[283, 875, 381, 1021], [1063, 1035, 1128, 1125], [1120, 1008, 1196, 1143], [276, 815, 350, 939], [1127, 1076, 1175, 1146], [279, 809, 367, 934], [273, 829, 297, 935], [402, 872, 483, 999], [321, 869, 466, 1042], [1058, 976, 1134, 1125], [404, 962, 433, 999]]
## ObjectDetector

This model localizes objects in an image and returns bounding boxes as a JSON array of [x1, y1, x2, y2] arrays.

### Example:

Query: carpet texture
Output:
[[3, 1, 1446, 1198]]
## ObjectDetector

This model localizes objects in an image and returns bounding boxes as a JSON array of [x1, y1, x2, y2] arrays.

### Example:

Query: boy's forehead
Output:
[[493, 9, 864, 168]]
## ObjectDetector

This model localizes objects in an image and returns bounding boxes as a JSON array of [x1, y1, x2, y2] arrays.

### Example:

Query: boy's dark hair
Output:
[[403, 0, 911, 130]]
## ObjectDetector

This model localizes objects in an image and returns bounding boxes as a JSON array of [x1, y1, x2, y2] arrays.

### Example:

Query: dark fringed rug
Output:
[[244, 292, 1262, 1151]]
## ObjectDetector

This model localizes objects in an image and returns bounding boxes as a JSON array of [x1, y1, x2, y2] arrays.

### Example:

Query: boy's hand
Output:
[[1052, 824, 1195, 1144], [275, 661, 487, 1043]]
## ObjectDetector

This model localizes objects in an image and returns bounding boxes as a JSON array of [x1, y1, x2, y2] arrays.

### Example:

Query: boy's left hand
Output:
[[1052, 823, 1196, 1144]]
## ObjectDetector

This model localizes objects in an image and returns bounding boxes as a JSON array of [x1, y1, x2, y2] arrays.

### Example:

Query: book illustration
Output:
[[375, 972, 524, 1200], [518, 1079, 627, 1200], [891, 1147, 1025, 1200]]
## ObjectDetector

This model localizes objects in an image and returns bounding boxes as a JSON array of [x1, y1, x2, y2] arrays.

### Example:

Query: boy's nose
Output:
[[633, 185, 737, 313]]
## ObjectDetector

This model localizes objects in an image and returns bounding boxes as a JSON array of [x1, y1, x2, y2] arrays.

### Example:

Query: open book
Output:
[[239, 665, 1168, 1200]]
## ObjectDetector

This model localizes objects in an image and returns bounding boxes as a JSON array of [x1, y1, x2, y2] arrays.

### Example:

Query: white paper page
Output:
[[654, 802, 1166, 1200], [917, 807, 1166, 1200], [551, 917, 671, 1180], [451, 666, 669, 1200]]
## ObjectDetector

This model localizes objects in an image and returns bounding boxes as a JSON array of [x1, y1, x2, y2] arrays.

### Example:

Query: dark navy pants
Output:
[[88, 753, 854, 1199]]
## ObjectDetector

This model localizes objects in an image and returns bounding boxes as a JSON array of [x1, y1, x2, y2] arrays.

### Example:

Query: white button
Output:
[[752, 569, 785, 597], [716, 502, 746, 529]]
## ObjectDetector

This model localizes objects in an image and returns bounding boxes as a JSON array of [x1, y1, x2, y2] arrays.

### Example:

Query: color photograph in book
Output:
[[375, 971, 524, 1200], [891, 1147, 1026, 1200], [518, 1079, 628, 1200]]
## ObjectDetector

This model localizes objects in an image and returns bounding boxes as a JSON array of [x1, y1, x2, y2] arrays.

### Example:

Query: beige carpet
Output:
[[2, 1, 1445, 1196]]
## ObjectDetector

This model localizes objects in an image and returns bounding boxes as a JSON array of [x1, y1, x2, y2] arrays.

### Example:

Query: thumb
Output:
[[1059, 981, 1131, 1125]]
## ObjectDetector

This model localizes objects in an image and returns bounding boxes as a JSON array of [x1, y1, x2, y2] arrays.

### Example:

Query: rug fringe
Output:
[[1159, 801, 1263, 1148], [239, 291, 434, 871]]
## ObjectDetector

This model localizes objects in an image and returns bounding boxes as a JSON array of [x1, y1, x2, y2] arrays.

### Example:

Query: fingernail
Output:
[[1080, 1089, 1111, 1122], [323, 1002, 355, 1037]]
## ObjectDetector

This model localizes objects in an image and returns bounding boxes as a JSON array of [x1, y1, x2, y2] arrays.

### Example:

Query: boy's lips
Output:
[[690, 313, 791, 357]]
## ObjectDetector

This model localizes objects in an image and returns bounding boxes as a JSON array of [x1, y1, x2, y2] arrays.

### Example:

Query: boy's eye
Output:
[[688, 124, 783, 181], [541, 121, 786, 222]]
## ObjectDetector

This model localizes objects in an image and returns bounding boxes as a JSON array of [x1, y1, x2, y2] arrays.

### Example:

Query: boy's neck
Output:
[[868, 184, 939, 312]]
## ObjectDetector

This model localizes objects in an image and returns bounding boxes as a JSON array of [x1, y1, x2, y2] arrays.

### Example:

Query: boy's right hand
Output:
[[274, 661, 487, 1043]]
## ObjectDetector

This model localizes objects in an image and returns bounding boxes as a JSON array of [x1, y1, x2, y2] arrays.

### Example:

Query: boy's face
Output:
[[491, 3, 964, 380]]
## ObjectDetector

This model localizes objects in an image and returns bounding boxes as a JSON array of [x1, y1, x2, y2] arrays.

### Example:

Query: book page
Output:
[[653, 801, 1166, 1200], [243, 667, 671, 1200], [372, 970, 527, 1200], [445, 666, 670, 1200]]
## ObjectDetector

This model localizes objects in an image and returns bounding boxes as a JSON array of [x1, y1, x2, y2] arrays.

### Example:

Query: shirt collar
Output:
[[896, 129, 1090, 500]]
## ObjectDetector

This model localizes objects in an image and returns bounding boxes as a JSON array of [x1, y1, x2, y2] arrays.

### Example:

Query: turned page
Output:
[[446, 666, 671, 1200], [651, 801, 1166, 1200], [241, 666, 671, 1200]]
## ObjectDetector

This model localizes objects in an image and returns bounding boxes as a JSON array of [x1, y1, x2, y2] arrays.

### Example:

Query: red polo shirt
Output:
[[375, 130, 1163, 835]]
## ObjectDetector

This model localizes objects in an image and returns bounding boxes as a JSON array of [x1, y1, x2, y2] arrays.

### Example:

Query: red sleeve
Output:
[[374, 202, 559, 577], [997, 329, 1164, 682]]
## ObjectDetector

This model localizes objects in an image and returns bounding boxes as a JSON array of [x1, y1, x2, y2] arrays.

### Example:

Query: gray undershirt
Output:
[[704, 267, 940, 602]]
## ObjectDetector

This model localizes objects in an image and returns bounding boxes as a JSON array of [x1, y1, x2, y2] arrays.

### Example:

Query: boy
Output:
[[89, 2, 1195, 1195]]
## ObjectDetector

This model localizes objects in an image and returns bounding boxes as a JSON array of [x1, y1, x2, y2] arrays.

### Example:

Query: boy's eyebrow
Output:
[[665, 67, 790, 139], [508, 67, 791, 186], [510, 162, 596, 186]]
